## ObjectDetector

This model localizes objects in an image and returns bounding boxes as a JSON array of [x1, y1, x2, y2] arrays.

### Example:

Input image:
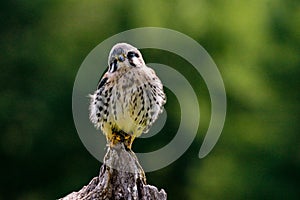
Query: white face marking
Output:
[[131, 56, 140, 66], [109, 61, 117, 73]]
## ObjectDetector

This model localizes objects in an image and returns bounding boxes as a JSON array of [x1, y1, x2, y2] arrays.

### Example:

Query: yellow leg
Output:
[[109, 131, 135, 150]]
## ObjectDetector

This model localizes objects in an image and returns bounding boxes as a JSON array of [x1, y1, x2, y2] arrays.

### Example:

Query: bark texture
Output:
[[59, 143, 167, 200]]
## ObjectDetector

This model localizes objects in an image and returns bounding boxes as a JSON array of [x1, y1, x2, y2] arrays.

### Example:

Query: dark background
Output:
[[1, 0, 299, 199]]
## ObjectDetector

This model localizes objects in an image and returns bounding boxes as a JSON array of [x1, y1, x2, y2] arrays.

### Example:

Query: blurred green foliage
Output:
[[1, 0, 299, 199]]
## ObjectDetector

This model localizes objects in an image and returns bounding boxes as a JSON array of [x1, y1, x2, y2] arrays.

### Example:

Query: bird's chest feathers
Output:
[[112, 70, 149, 107], [107, 69, 156, 127]]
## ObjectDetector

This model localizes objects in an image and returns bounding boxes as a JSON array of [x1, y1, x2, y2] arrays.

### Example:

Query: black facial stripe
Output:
[[127, 51, 140, 67], [127, 51, 135, 59], [129, 59, 136, 67], [127, 51, 140, 59], [97, 77, 108, 89], [109, 59, 118, 73]]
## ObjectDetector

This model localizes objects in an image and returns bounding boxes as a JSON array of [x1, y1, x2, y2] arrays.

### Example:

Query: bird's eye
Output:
[[127, 51, 139, 59]]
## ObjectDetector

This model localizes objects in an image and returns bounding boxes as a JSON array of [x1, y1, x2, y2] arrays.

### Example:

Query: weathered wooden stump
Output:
[[59, 143, 167, 200]]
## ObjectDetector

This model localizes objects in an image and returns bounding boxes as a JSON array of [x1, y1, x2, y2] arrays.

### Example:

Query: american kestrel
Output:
[[89, 43, 166, 149]]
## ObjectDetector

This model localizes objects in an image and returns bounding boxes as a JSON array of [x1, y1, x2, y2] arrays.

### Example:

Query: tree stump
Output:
[[59, 143, 167, 200]]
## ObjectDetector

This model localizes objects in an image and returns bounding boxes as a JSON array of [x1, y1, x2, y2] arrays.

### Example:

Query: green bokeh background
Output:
[[1, 0, 299, 199]]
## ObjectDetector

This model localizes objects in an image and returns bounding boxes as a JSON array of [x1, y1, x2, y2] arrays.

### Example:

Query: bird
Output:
[[89, 43, 166, 150]]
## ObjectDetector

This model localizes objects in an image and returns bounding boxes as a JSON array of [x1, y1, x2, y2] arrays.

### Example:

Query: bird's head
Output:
[[108, 43, 145, 73]]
